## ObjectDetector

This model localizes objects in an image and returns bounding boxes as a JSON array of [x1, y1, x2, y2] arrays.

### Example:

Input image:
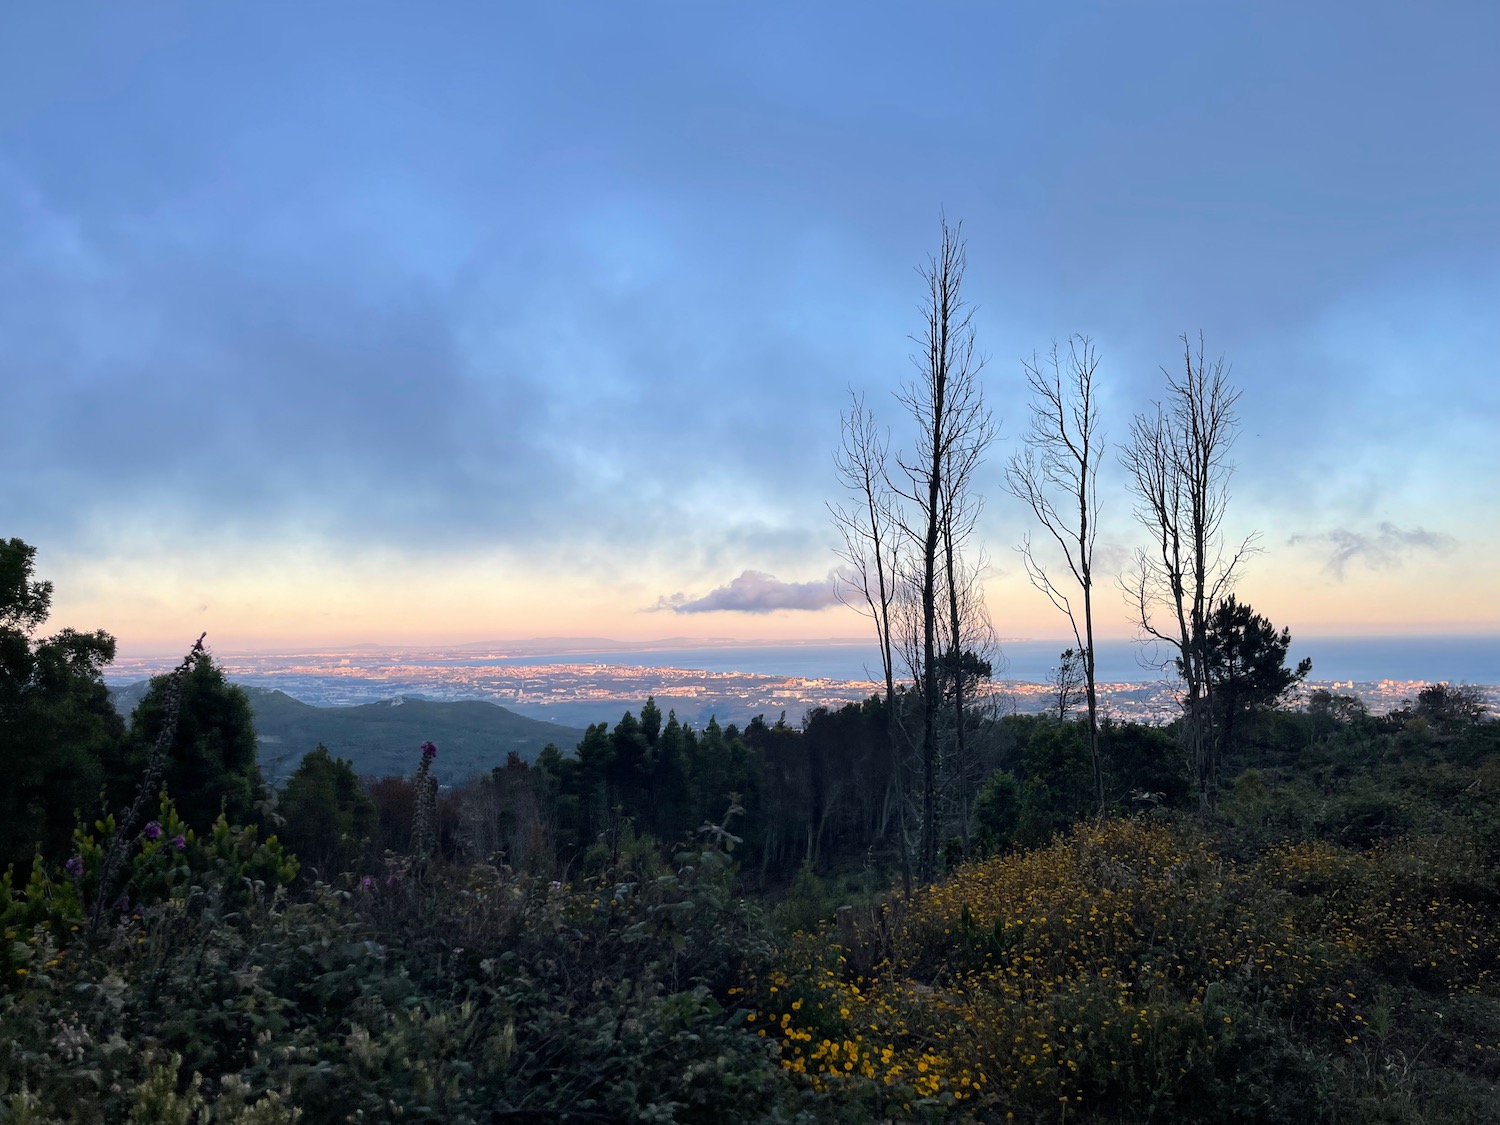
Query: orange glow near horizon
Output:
[[40, 539, 1500, 659]]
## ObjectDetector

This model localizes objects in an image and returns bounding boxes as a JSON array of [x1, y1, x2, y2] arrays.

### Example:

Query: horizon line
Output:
[[105, 629, 1500, 661]]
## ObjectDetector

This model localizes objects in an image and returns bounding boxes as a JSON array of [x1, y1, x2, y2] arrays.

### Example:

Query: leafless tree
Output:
[[830, 218, 996, 880], [457, 764, 555, 874], [890, 218, 994, 880], [935, 532, 996, 858], [830, 396, 913, 895], [1050, 648, 1085, 721], [832, 393, 901, 709], [1004, 337, 1104, 809], [1121, 333, 1255, 811]]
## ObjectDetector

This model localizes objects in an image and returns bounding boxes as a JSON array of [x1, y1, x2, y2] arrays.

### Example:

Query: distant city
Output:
[[104, 640, 1500, 731]]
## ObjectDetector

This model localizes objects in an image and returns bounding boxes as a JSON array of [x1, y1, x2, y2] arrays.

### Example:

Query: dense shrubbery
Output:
[[744, 818, 1500, 1122], [1, 791, 299, 983], [4, 539, 1499, 1121], [1, 799, 812, 1124], [5, 706, 1500, 1122]]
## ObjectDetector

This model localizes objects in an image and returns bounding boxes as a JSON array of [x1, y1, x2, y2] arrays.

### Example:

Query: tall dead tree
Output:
[[830, 219, 995, 880], [1121, 333, 1254, 811], [891, 219, 992, 881], [1004, 337, 1104, 811], [830, 391, 913, 897], [936, 530, 995, 859], [938, 408, 995, 860]]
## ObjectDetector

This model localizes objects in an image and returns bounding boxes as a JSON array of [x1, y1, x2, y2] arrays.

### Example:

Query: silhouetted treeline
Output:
[[349, 693, 1210, 886]]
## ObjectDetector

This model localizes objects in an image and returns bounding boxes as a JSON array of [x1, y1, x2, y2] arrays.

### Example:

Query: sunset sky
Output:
[[3, 3, 1497, 654]]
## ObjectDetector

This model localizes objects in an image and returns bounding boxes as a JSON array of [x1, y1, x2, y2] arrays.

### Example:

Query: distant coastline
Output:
[[110, 633, 1500, 686], [103, 634, 1500, 731]]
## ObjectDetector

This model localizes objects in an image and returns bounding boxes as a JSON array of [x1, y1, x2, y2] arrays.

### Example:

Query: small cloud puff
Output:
[[1288, 521, 1456, 579], [649, 570, 840, 614]]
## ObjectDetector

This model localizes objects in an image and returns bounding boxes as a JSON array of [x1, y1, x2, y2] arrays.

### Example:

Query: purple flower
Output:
[[172, 835, 187, 851], [65, 855, 84, 877], [143, 822, 162, 841], [420, 740, 438, 760], [362, 876, 373, 890]]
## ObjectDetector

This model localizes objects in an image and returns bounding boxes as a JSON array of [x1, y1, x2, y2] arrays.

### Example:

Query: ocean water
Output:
[[395, 635, 1500, 686], [1284, 635, 1500, 685]]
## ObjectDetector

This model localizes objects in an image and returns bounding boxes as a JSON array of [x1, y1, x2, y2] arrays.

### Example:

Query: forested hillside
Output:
[[110, 682, 585, 785]]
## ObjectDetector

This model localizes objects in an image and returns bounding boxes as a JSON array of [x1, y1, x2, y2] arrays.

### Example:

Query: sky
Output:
[[2, 2, 1497, 655]]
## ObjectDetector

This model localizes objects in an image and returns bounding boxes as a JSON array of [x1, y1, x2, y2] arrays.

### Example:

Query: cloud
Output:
[[1288, 522, 1456, 579], [6, 5, 1499, 631], [650, 570, 840, 614], [0, 164, 843, 565]]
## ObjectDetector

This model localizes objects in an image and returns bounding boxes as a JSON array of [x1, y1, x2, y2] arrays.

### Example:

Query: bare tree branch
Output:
[[829, 390, 914, 896], [1119, 333, 1258, 811], [839, 217, 995, 881], [1004, 336, 1104, 810]]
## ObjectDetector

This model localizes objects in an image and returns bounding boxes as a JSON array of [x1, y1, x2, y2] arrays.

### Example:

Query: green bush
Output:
[[124, 653, 266, 835], [276, 746, 375, 879], [1, 806, 809, 1124], [0, 538, 124, 877]]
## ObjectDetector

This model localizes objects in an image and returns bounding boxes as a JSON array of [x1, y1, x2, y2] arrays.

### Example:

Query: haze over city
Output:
[[4, 3, 1497, 656]]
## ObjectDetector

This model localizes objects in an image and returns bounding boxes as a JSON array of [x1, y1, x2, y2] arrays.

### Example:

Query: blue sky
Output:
[[2, 2, 1497, 651]]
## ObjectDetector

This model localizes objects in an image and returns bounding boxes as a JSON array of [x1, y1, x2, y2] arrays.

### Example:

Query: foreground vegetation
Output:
[[5, 704, 1500, 1123], [749, 819, 1500, 1121], [5, 536, 1500, 1121]]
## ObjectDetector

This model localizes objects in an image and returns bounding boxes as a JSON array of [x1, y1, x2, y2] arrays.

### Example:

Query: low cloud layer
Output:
[[1289, 522, 1456, 579], [651, 570, 840, 614]]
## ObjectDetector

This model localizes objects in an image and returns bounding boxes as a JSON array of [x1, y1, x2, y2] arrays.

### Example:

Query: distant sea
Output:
[[391, 635, 1500, 687]]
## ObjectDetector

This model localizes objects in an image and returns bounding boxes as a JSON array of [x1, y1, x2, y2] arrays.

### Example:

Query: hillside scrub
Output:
[[1, 801, 809, 1124], [744, 819, 1500, 1122], [6, 706, 1500, 1122]]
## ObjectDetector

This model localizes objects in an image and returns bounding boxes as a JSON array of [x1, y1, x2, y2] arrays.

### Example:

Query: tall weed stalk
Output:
[[88, 633, 205, 932]]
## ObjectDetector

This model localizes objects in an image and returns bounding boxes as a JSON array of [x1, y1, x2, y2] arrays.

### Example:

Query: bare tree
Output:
[[830, 218, 996, 880], [1004, 337, 1105, 810], [885, 553, 993, 874], [890, 218, 993, 880], [458, 759, 556, 874], [1050, 648, 1085, 721], [1121, 333, 1255, 811], [936, 528, 995, 859], [830, 392, 913, 897]]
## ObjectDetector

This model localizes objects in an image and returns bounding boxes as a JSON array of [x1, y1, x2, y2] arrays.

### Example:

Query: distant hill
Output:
[[109, 683, 586, 786]]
